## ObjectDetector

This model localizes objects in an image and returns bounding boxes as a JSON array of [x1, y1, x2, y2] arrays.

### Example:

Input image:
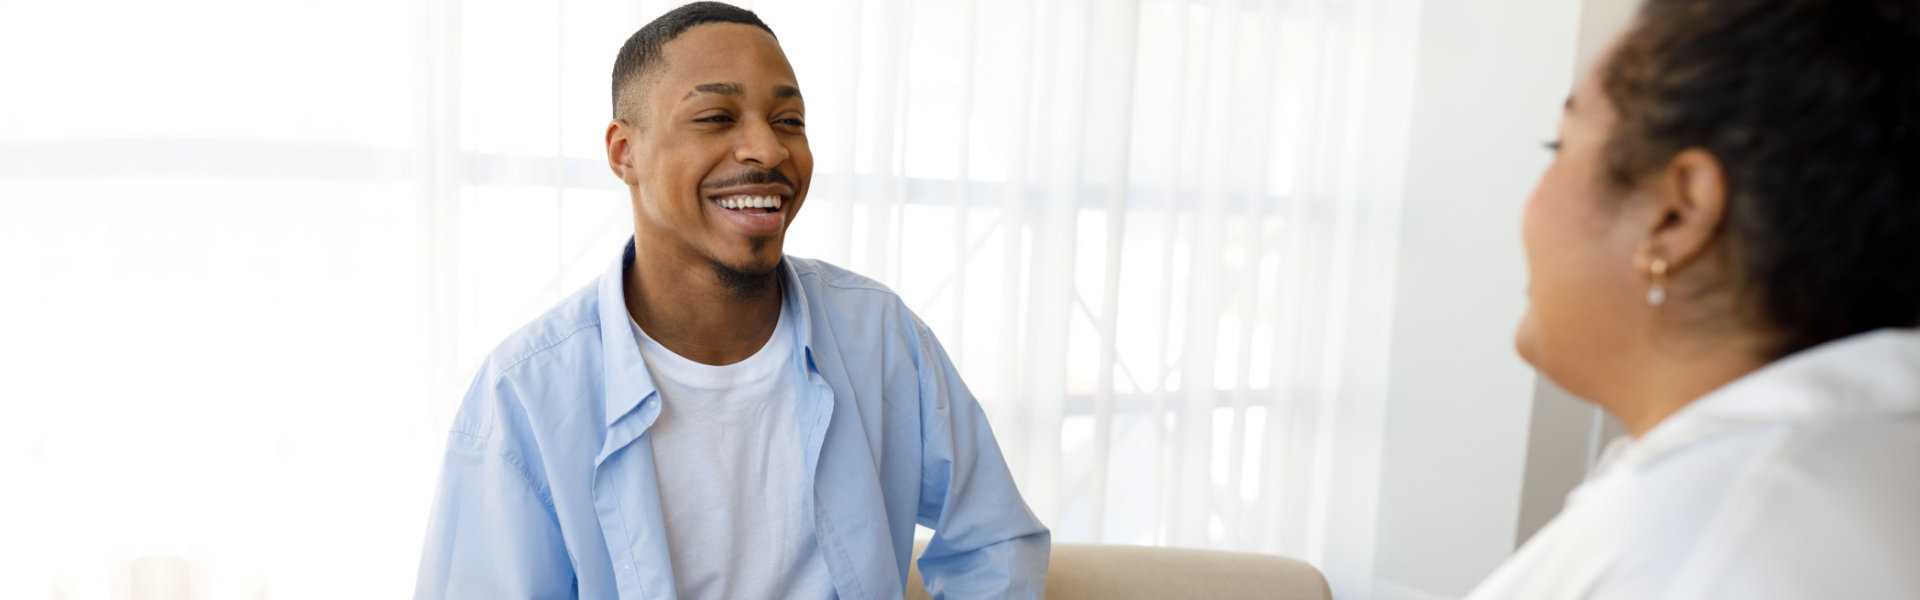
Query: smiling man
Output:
[[413, 3, 1049, 599]]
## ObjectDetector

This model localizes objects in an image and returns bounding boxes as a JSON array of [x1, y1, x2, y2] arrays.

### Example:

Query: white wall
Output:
[[1368, 0, 1584, 598]]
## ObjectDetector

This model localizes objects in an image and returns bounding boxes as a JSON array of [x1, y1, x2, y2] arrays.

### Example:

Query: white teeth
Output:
[[717, 195, 782, 210]]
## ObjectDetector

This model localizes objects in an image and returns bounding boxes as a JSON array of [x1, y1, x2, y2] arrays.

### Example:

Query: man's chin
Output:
[[714, 248, 782, 276], [708, 252, 783, 299]]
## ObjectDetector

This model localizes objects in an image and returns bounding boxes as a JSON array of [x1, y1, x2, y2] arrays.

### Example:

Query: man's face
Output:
[[609, 23, 810, 278]]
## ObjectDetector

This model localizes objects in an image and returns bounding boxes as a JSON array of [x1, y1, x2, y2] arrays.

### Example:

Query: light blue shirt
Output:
[[415, 240, 1050, 600]]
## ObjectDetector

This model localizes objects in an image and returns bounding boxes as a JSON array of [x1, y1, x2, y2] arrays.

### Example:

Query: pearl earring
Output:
[[1647, 258, 1668, 307]]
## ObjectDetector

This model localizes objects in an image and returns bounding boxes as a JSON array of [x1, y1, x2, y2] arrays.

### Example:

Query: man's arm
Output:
[[908, 315, 1051, 599], [415, 377, 575, 600]]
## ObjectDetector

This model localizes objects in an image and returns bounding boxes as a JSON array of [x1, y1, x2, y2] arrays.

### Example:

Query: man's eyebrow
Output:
[[683, 82, 744, 100], [775, 85, 802, 100]]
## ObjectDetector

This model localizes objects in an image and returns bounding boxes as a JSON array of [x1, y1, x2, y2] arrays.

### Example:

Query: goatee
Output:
[[712, 257, 780, 301]]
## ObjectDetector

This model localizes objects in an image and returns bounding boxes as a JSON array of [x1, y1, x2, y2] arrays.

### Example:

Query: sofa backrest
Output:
[[905, 540, 1332, 600]]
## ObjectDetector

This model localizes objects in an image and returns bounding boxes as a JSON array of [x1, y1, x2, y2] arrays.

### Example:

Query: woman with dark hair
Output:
[[1468, 0, 1920, 598]]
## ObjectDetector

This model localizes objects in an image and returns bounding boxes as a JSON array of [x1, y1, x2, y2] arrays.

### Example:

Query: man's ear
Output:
[[1636, 148, 1729, 272], [605, 119, 640, 185]]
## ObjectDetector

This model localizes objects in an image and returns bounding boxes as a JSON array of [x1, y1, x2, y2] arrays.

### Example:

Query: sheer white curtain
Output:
[[0, 0, 1420, 597]]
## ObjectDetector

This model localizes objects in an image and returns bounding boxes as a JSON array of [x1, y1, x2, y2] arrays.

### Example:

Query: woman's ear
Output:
[[1640, 148, 1729, 270]]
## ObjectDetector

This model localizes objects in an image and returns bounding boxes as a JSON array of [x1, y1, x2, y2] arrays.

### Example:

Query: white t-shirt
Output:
[[631, 306, 837, 600], [1465, 328, 1920, 600]]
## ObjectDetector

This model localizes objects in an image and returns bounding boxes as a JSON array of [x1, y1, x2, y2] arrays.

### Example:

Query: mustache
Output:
[[702, 168, 796, 191]]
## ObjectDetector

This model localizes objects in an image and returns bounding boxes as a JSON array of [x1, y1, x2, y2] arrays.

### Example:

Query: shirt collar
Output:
[[1621, 327, 1920, 467], [596, 238, 821, 429], [598, 239, 656, 429], [775, 256, 818, 368]]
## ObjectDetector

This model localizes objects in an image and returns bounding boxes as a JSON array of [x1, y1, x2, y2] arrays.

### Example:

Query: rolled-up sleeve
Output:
[[415, 376, 576, 600], [908, 316, 1051, 599]]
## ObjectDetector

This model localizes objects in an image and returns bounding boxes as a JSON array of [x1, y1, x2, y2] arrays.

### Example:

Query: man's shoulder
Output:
[[786, 255, 912, 312], [787, 255, 899, 296], [450, 280, 605, 440], [477, 279, 606, 382]]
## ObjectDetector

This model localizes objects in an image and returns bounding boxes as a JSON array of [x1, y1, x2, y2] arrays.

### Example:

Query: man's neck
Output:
[[624, 248, 783, 366]]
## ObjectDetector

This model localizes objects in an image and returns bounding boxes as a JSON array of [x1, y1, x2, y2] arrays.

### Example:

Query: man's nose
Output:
[[734, 119, 789, 167]]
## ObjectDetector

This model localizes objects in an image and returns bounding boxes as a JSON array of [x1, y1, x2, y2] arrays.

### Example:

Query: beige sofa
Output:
[[905, 540, 1331, 600]]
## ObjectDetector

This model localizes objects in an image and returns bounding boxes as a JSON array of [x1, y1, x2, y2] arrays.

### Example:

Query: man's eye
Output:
[[778, 118, 806, 128], [697, 115, 734, 124], [1543, 139, 1562, 153]]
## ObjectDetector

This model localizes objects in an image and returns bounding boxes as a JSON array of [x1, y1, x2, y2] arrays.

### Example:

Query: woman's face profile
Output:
[[1514, 40, 1658, 400]]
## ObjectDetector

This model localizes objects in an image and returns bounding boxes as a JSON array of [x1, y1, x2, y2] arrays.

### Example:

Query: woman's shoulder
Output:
[[1661, 416, 1920, 597]]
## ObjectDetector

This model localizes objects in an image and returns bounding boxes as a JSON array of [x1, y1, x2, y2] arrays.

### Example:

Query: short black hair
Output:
[[1603, 0, 1920, 358], [610, 2, 776, 122]]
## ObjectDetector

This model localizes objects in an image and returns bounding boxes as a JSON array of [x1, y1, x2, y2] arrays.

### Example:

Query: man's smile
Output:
[[712, 193, 782, 213], [702, 183, 793, 235]]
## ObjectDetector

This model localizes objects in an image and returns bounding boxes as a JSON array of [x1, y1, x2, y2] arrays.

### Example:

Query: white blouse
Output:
[[1466, 328, 1920, 599]]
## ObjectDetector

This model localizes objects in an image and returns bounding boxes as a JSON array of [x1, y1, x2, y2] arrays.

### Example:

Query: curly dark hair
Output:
[[610, 2, 776, 122], [1602, 0, 1920, 358]]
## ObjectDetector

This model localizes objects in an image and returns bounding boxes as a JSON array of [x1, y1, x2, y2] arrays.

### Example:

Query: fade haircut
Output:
[[1602, 0, 1920, 359], [610, 2, 777, 123]]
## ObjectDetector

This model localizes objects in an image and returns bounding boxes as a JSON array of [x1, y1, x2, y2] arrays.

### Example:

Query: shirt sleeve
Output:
[[415, 373, 577, 600], [907, 314, 1052, 599]]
